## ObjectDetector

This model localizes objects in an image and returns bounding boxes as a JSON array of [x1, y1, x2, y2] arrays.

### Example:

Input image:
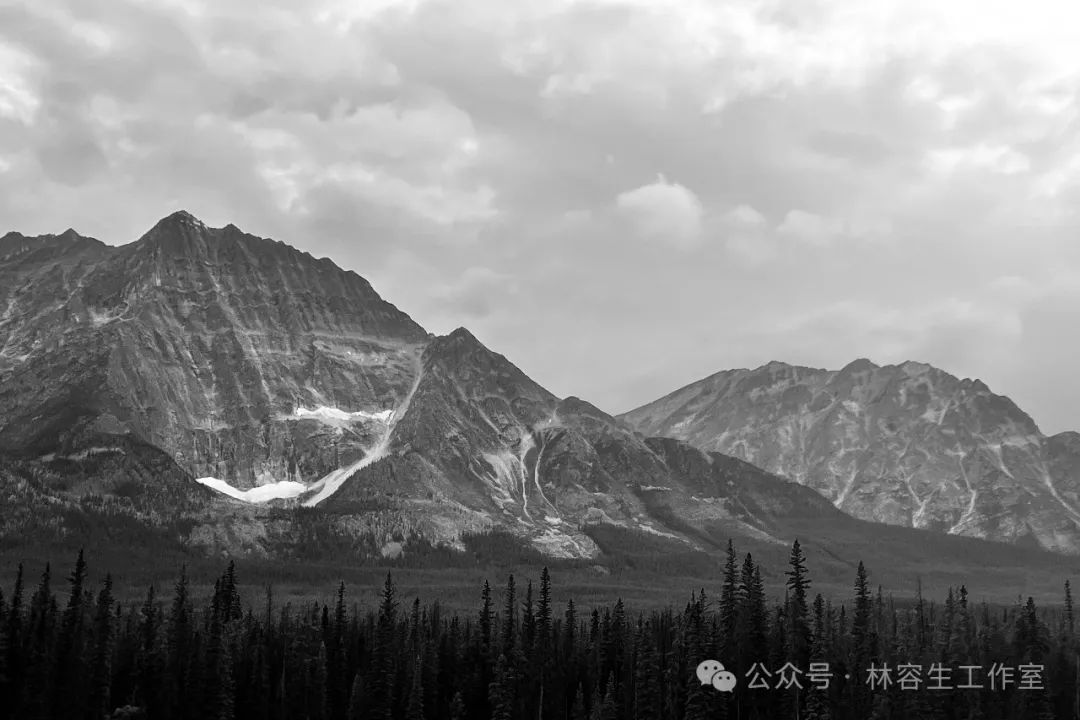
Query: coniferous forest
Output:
[[0, 541, 1077, 719]]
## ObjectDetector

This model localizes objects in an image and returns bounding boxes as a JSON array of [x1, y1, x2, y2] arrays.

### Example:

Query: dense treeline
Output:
[[0, 541, 1077, 719]]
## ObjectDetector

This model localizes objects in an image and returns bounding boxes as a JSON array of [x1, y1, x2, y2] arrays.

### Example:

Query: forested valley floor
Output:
[[0, 540, 1076, 719]]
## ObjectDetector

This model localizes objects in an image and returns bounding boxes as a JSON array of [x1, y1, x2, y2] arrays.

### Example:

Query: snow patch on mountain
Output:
[[293, 405, 394, 427], [636, 521, 680, 539], [302, 350, 425, 506], [40, 447, 125, 462], [195, 476, 307, 503], [188, 379, 409, 507]]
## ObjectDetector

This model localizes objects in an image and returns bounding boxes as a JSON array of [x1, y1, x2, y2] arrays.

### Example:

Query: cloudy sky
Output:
[[3, 0, 1080, 433]]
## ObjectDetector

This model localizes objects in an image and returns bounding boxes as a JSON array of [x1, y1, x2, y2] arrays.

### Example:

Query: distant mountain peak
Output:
[[446, 326, 478, 342], [959, 377, 990, 392], [417, 327, 558, 411], [898, 359, 934, 375], [620, 356, 1080, 554], [0, 227, 106, 264], [52, 228, 105, 249], [751, 360, 830, 376], [162, 209, 204, 225], [426, 327, 497, 363], [132, 210, 214, 256], [839, 358, 878, 374], [426, 327, 501, 356], [2, 227, 98, 243]]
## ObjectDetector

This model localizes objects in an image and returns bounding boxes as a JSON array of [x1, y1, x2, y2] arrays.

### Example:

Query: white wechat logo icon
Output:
[[696, 659, 737, 692]]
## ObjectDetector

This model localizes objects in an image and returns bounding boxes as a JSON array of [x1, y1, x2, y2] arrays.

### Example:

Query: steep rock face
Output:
[[620, 359, 1080, 553], [0, 211, 428, 487], [1050, 432, 1080, 506], [322, 328, 829, 557]]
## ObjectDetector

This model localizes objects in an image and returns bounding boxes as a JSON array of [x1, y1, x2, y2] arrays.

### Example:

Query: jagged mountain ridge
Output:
[[619, 358, 1080, 554], [1, 211, 1078, 582], [2, 211, 832, 560], [0, 211, 428, 489]]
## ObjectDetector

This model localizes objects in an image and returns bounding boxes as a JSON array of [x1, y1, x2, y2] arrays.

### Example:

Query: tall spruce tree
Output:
[[24, 562, 56, 719], [167, 565, 195, 720], [850, 561, 873, 719], [603, 598, 627, 699], [501, 575, 517, 662], [563, 598, 577, 659], [914, 576, 928, 655], [1066, 580, 1075, 640], [538, 568, 553, 637], [535, 568, 553, 719], [480, 579, 494, 656], [719, 539, 739, 660], [785, 539, 811, 669], [522, 580, 536, 656], [55, 550, 89, 720], [736, 553, 768, 671], [373, 572, 398, 720], [88, 574, 117, 720]]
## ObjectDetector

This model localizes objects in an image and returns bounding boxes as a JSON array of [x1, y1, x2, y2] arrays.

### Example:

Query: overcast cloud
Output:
[[3, 0, 1080, 432]]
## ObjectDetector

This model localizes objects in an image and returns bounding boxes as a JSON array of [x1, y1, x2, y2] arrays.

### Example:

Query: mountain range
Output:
[[1, 211, 1077, 596], [619, 359, 1080, 554]]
